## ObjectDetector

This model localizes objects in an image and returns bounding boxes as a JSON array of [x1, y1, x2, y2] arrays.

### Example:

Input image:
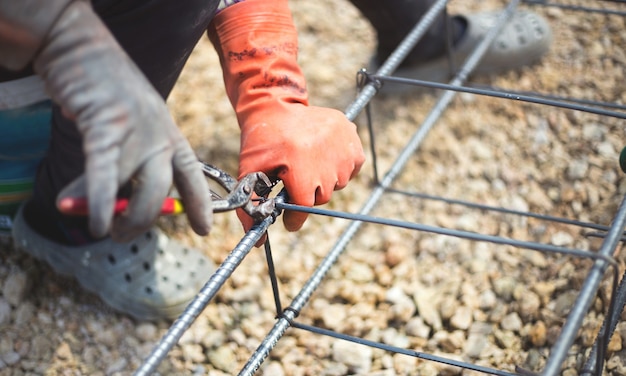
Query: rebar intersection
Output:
[[137, 1, 626, 375]]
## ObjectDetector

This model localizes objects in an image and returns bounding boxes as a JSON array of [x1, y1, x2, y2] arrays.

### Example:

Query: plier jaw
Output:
[[201, 163, 276, 222]]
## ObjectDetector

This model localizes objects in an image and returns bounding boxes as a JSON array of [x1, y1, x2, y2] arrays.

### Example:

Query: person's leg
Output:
[[348, 0, 465, 65], [349, 0, 553, 89], [93, 0, 219, 98]]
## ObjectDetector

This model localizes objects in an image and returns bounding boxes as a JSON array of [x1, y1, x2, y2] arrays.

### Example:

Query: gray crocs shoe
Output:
[[375, 10, 552, 92], [11, 206, 215, 321]]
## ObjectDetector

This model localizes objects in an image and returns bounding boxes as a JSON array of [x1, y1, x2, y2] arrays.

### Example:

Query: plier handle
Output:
[[60, 162, 276, 221]]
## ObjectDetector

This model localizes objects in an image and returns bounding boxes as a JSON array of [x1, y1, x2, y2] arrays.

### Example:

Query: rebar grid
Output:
[[136, 1, 626, 375]]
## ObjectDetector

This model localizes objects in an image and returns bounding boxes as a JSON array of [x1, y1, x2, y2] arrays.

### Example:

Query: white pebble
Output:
[[450, 306, 473, 330], [551, 231, 574, 246], [501, 312, 523, 332], [0, 299, 11, 326], [1, 351, 20, 366], [136, 323, 158, 342], [479, 290, 497, 309], [464, 332, 489, 358], [405, 317, 431, 339], [2, 269, 29, 306], [105, 357, 128, 374], [261, 361, 285, 376], [332, 339, 372, 374]]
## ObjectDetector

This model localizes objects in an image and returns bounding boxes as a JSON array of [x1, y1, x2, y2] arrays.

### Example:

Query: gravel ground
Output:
[[2, 1, 626, 375]]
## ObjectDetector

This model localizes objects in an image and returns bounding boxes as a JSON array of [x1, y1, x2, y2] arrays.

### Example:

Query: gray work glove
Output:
[[0, 1, 213, 241]]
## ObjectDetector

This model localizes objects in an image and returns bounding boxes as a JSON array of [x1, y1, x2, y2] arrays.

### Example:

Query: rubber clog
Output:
[[11, 206, 215, 320], [374, 10, 553, 93]]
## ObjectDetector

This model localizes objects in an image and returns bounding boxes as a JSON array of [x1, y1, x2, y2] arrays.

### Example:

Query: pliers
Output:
[[61, 162, 276, 221], [201, 162, 276, 221]]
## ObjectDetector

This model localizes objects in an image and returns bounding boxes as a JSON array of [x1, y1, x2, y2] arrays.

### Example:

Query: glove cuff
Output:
[[207, 0, 309, 124], [0, 0, 76, 70], [209, 0, 296, 41]]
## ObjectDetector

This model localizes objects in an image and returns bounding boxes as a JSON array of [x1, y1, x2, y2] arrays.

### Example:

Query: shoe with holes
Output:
[[374, 10, 552, 93], [11, 205, 215, 321]]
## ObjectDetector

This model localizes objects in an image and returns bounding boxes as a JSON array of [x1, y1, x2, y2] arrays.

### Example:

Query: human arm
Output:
[[208, 0, 365, 234], [0, 0, 213, 241]]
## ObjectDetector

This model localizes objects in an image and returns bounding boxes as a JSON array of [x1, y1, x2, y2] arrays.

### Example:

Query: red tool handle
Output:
[[58, 197, 184, 216]]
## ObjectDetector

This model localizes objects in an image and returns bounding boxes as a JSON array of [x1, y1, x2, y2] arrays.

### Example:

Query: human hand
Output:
[[208, 0, 364, 238], [33, 2, 212, 241], [236, 102, 364, 233]]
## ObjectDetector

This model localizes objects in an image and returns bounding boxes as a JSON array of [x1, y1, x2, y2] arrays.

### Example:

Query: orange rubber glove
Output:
[[208, 0, 365, 234]]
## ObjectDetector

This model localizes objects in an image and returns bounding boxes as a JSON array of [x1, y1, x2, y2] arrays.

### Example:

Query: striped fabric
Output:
[[0, 76, 51, 236], [0, 179, 34, 234]]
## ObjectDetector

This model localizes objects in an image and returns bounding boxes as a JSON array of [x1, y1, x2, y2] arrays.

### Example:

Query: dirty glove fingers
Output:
[[171, 148, 213, 236], [334, 141, 365, 192], [322, 153, 363, 196], [282, 209, 309, 233], [276, 131, 364, 232], [85, 151, 121, 238], [279, 171, 315, 232], [111, 155, 172, 242], [281, 169, 352, 232]]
